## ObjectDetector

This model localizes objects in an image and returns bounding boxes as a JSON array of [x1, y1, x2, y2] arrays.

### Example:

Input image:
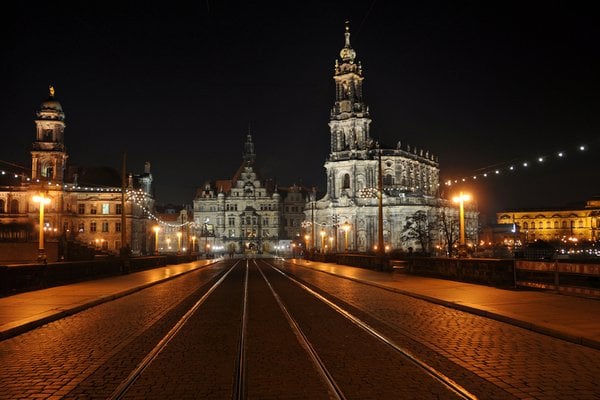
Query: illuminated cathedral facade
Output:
[[308, 23, 479, 253]]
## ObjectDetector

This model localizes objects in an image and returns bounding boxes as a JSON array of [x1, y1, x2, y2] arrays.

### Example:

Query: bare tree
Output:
[[401, 210, 434, 253], [436, 210, 459, 257]]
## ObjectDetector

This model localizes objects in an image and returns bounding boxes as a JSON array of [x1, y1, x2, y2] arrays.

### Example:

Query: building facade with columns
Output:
[[0, 88, 155, 260], [307, 23, 479, 254]]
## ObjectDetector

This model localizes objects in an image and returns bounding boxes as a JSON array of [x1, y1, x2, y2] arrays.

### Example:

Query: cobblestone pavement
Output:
[[278, 260, 600, 399], [0, 263, 224, 399], [0, 257, 598, 399]]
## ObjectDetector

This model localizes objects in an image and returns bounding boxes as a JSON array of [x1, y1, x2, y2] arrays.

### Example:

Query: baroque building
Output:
[[308, 23, 478, 253], [193, 133, 309, 255], [0, 88, 155, 260], [497, 197, 600, 244]]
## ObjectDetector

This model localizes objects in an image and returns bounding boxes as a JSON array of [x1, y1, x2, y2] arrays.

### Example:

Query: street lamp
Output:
[[453, 191, 471, 257], [304, 234, 310, 255], [33, 193, 51, 262], [153, 226, 160, 255], [342, 222, 351, 252], [320, 229, 326, 253], [176, 231, 182, 253], [191, 235, 197, 253]]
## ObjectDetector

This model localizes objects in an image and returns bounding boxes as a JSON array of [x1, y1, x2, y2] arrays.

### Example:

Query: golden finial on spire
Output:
[[49, 85, 55, 98]]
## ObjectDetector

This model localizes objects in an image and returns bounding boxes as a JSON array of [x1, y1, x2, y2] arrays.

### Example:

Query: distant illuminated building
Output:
[[497, 197, 600, 244], [0, 88, 154, 260], [308, 22, 478, 253], [193, 132, 310, 255]]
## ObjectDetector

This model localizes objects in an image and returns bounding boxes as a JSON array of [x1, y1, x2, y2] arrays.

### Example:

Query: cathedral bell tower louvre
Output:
[[31, 86, 68, 183]]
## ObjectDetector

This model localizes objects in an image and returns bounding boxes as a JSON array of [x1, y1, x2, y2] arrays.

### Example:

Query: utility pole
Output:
[[120, 152, 128, 257], [377, 148, 384, 258]]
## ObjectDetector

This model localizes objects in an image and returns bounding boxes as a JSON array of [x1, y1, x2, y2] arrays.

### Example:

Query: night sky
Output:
[[3, 1, 598, 223]]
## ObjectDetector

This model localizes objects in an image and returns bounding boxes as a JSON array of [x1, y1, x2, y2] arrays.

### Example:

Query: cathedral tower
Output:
[[31, 86, 68, 182], [328, 21, 372, 154]]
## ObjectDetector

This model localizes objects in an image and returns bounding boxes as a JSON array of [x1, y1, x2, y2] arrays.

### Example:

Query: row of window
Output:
[[0, 200, 124, 216], [522, 220, 586, 230], [77, 203, 122, 215], [78, 221, 121, 233], [197, 203, 280, 212]]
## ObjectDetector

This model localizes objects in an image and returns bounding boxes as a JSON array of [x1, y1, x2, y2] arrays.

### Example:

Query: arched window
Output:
[[342, 174, 350, 189], [531, 222, 536, 229], [0, 199, 4, 213], [10, 199, 19, 214], [562, 221, 567, 229], [554, 221, 559, 229], [383, 174, 393, 186], [523, 222, 528, 229]]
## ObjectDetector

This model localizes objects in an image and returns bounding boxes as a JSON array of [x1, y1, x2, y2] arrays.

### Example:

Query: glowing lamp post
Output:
[[320, 229, 326, 253], [33, 193, 51, 262], [304, 234, 310, 255], [176, 231, 182, 253], [342, 222, 350, 252], [153, 226, 160, 255], [453, 192, 471, 256], [191, 235, 197, 253]]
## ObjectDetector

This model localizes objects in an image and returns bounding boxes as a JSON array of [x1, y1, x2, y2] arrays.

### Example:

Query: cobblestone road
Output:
[[0, 258, 597, 399]]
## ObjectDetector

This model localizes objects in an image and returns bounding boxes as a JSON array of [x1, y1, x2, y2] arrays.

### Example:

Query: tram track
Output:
[[102, 258, 490, 399], [259, 258, 478, 400], [107, 260, 241, 400]]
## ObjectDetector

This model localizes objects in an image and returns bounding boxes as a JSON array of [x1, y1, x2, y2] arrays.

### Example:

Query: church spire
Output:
[[243, 127, 255, 166], [339, 21, 356, 63]]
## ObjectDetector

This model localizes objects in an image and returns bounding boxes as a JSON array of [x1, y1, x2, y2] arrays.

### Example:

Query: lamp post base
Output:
[[37, 250, 47, 263]]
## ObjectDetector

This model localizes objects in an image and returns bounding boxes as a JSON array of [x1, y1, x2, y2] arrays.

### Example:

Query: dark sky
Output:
[[3, 1, 598, 223]]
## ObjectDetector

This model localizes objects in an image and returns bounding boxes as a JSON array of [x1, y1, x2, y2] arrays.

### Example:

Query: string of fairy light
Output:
[[0, 167, 192, 228], [443, 142, 592, 187], [1, 139, 594, 225]]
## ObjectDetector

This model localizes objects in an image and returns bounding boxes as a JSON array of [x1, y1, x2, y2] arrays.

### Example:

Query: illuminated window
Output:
[[102, 204, 110, 214]]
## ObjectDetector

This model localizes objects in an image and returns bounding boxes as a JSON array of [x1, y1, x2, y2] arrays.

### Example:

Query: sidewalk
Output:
[[0, 259, 216, 340], [0, 258, 599, 351]]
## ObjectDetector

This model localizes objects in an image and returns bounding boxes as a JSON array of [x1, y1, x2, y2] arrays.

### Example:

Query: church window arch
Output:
[[342, 173, 350, 189]]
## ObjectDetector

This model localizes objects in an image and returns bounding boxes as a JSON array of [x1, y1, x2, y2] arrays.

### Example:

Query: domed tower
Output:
[[31, 86, 68, 182]]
